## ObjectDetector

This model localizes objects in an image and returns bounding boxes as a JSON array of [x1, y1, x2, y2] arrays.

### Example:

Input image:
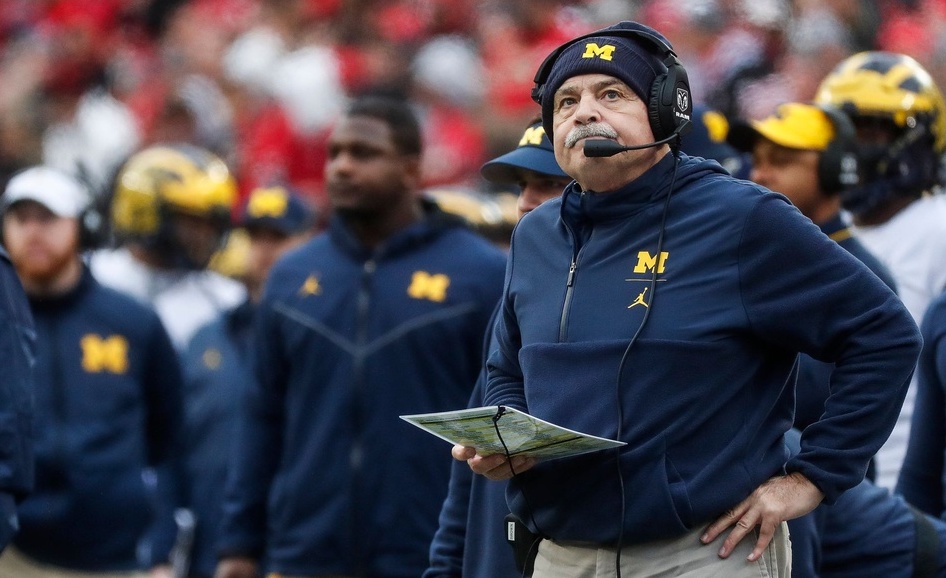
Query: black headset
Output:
[[816, 103, 860, 195], [531, 24, 693, 144]]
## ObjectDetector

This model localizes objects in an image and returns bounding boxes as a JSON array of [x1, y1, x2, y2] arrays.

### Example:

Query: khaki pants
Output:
[[532, 522, 791, 578], [0, 546, 148, 578]]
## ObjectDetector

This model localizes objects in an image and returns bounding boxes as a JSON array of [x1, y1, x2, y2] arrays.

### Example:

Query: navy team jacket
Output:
[[217, 205, 506, 577], [15, 267, 185, 571], [486, 152, 921, 546]]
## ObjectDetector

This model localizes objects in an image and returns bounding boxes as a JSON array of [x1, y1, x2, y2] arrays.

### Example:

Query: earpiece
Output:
[[531, 25, 693, 144], [816, 104, 859, 194], [78, 202, 106, 251]]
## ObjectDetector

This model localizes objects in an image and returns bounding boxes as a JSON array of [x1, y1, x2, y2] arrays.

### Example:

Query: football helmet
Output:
[[111, 144, 237, 269], [815, 51, 946, 218]]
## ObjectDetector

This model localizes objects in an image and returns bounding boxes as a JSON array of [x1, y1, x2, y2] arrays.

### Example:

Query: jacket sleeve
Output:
[[0, 253, 34, 499], [785, 428, 919, 577], [142, 312, 187, 566], [896, 294, 946, 516], [484, 240, 528, 412], [0, 253, 34, 551], [738, 195, 922, 503], [215, 293, 286, 560]]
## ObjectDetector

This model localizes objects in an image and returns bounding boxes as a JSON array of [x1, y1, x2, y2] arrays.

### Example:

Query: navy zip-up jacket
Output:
[[181, 299, 254, 578], [15, 267, 185, 571], [217, 204, 506, 576], [0, 247, 34, 550], [485, 152, 921, 545]]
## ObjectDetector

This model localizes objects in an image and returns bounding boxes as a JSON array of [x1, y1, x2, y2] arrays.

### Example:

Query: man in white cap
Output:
[[0, 166, 186, 578]]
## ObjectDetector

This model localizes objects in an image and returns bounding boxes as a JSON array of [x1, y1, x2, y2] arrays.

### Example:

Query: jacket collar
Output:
[[28, 263, 94, 311], [562, 152, 678, 226], [328, 198, 465, 262]]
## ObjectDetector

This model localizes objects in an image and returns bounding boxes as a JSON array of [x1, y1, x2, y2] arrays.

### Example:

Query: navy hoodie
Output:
[[486, 152, 921, 545], [217, 204, 506, 576]]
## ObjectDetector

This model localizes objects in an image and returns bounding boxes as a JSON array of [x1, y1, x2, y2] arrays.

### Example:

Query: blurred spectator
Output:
[[218, 0, 349, 214], [777, 8, 855, 105], [411, 35, 489, 189], [38, 3, 141, 198], [474, 0, 592, 157]]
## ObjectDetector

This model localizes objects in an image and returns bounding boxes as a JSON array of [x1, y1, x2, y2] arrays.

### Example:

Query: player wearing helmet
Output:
[[816, 51, 946, 490], [89, 144, 246, 350]]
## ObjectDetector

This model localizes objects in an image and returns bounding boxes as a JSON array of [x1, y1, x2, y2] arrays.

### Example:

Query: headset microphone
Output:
[[583, 122, 691, 157]]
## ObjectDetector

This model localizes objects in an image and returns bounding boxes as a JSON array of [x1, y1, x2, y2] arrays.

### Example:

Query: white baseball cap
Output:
[[3, 166, 90, 218]]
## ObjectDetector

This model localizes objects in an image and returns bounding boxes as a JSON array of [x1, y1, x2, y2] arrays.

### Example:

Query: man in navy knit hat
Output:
[[452, 21, 920, 577]]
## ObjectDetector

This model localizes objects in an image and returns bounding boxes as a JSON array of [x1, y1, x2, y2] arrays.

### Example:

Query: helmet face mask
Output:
[[112, 144, 237, 269], [816, 51, 946, 219]]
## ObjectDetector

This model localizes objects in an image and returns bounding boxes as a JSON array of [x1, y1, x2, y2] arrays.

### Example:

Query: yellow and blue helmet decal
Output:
[[815, 51, 946, 153], [112, 144, 237, 238]]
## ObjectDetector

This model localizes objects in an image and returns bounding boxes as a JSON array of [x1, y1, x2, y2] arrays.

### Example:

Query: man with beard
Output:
[[215, 95, 507, 578], [0, 166, 185, 577]]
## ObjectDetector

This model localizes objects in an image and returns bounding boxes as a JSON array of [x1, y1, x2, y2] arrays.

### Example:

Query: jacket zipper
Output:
[[560, 259, 577, 342], [351, 257, 374, 575]]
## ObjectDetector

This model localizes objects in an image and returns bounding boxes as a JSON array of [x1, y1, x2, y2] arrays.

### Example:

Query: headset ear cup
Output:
[[649, 57, 692, 144], [648, 73, 668, 141], [78, 205, 105, 251], [816, 105, 859, 194]]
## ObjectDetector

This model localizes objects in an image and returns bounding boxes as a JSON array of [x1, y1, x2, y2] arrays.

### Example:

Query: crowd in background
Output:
[[0, 0, 945, 224], [3, 1, 946, 576]]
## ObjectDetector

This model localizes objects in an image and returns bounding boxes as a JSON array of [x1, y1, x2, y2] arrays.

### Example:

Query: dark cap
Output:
[[538, 21, 671, 137], [480, 122, 569, 184], [680, 104, 751, 179], [239, 185, 314, 235]]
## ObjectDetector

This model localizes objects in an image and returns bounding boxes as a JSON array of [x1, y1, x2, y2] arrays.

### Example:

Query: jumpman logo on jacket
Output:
[[628, 287, 649, 309]]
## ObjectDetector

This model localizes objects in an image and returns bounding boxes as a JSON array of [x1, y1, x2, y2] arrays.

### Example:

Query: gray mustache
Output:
[[564, 123, 619, 149]]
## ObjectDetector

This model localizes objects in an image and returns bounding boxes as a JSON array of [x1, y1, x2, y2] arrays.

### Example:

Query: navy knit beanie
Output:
[[536, 21, 672, 139]]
